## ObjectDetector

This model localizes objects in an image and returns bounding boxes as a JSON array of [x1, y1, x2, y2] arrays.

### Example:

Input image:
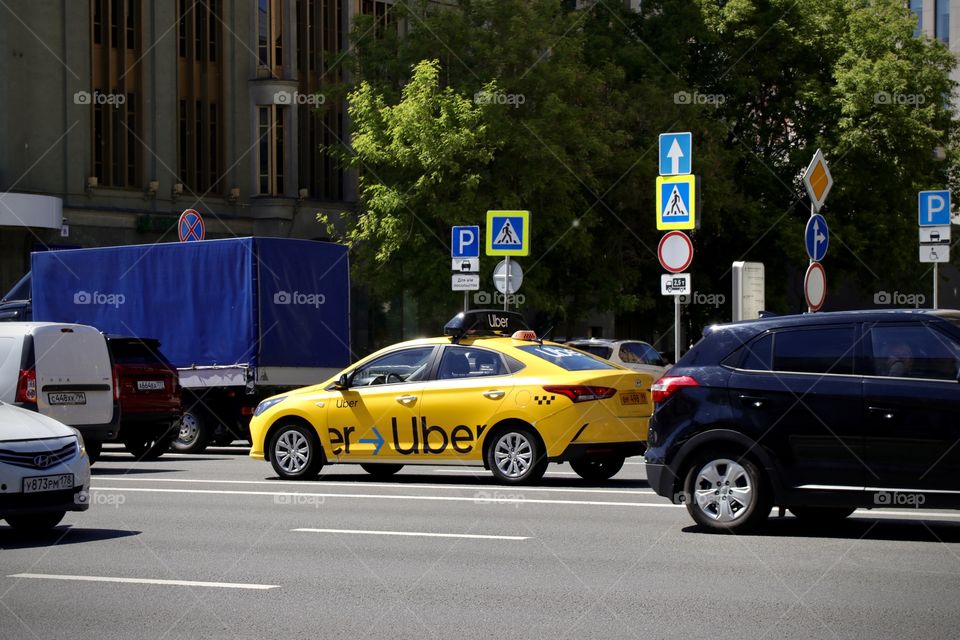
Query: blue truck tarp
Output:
[[32, 237, 350, 370]]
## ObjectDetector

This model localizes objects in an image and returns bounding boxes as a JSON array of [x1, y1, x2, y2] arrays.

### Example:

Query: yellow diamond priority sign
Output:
[[803, 149, 833, 212]]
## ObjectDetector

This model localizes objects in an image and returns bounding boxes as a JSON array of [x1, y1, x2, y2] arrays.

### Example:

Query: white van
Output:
[[0, 323, 116, 461]]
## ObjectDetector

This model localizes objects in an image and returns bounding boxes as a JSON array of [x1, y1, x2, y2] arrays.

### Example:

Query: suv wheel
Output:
[[570, 456, 624, 481], [269, 423, 324, 479], [486, 427, 547, 485], [684, 451, 770, 533]]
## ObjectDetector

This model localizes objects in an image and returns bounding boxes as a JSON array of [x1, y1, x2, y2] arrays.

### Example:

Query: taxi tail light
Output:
[[16, 368, 37, 403], [543, 385, 616, 403], [651, 375, 699, 404]]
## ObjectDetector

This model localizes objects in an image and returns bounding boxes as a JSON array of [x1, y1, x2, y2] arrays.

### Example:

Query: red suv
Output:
[[107, 336, 183, 460]]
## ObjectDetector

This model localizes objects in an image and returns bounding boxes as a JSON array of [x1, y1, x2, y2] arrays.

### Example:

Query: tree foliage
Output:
[[322, 0, 955, 343]]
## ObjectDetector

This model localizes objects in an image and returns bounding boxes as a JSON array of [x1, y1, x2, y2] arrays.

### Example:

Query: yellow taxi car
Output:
[[249, 310, 653, 484]]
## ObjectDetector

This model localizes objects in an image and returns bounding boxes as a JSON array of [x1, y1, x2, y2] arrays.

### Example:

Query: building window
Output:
[[910, 0, 923, 38], [936, 0, 949, 43], [259, 0, 284, 76], [258, 106, 286, 196], [90, 0, 142, 188], [177, 0, 223, 194]]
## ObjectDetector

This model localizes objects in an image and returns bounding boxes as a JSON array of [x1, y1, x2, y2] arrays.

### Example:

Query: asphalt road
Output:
[[2, 445, 960, 640]]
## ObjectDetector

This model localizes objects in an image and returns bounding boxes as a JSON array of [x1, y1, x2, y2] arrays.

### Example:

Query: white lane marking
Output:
[[8, 573, 278, 590], [439, 469, 581, 477], [90, 486, 680, 508], [292, 528, 530, 540], [92, 476, 656, 496], [854, 510, 960, 520]]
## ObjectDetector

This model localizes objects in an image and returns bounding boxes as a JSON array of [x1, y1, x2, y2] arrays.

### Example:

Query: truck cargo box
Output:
[[31, 238, 350, 385]]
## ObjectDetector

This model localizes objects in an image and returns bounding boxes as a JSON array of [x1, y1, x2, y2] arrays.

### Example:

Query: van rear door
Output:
[[33, 324, 114, 426]]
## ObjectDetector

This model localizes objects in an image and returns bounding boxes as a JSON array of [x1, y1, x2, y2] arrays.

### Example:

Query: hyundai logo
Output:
[[33, 455, 53, 468]]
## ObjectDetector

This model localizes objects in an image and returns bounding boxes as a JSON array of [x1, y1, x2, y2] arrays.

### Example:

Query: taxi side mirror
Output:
[[334, 373, 351, 390]]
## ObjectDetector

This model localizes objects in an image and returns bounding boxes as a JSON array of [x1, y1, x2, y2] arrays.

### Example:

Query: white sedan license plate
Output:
[[23, 474, 74, 493], [48, 392, 86, 405], [137, 380, 165, 391]]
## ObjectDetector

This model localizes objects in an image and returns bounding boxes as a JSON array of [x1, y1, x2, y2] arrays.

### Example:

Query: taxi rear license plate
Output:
[[48, 392, 86, 405], [620, 392, 645, 405], [23, 474, 74, 493]]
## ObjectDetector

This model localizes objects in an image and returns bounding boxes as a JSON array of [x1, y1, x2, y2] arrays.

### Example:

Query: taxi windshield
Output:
[[516, 345, 617, 371]]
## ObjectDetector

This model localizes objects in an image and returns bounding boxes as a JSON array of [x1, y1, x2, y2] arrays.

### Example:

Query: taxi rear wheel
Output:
[[269, 423, 324, 479], [570, 456, 625, 481], [360, 463, 403, 478], [486, 427, 547, 485]]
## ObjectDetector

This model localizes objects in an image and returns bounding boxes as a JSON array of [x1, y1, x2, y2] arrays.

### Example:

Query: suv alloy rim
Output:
[[275, 430, 310, 474], [693, 458, 753, 522], [493, 433, 533, 479]]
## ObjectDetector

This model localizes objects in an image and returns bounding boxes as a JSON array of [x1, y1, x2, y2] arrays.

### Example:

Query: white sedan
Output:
[[0, 402, 90, 531], [566, 339, 669, 378]]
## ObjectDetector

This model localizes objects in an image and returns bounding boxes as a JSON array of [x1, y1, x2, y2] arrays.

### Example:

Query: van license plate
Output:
[[620, 392, 643, 405], [23, 474, 74, 493], [137, 381, 165, 391], [48, 392, 86, 405]]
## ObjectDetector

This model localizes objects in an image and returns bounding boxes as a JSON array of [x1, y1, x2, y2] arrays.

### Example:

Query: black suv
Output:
[[645, 309, 960, 533]]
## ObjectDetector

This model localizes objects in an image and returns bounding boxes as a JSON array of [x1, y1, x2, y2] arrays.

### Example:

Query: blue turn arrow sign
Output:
[[805, 214, 829, 262], [359, 426, 385, 455]]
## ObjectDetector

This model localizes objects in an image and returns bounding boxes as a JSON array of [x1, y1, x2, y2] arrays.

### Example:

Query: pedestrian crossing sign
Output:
[[486, 210, 531, 256], [656, 175, 697, 230]]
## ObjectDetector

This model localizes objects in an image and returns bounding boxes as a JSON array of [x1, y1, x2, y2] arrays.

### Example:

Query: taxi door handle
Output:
[[483, 390, 505, 400], [396, 395, 417, 405]]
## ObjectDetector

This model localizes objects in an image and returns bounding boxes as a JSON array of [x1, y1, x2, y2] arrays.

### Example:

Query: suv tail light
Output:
[[15, 368, 37, 403], [543, 385, 616, 403], [651, 375, 699, 404]]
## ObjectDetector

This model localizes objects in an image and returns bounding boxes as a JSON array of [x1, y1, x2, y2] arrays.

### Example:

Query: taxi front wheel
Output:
[[270, 423, 324, 479], [487, 427, 547, 485]]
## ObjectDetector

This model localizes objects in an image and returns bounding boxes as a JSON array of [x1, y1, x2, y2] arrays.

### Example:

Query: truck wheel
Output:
[[269, 423, 324, 479], [85, 439, 102, 465], [570, 456, 625, 481], [171, 409, 210, 454], [360, 463, 403, 478], [5, 511, 65, 532]]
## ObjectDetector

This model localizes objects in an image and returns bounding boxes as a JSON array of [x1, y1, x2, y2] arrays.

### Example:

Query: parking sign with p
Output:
[[452, 226, 480, 258], [919, 190, 951, 227]]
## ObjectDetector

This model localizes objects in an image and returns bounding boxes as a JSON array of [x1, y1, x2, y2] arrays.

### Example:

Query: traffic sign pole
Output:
[[934, 263, 939, 310], [503, 257, 510, 311], [674, 295, 681, 364]]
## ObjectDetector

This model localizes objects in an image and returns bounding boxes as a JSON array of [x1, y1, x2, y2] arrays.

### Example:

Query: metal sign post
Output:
[[934, 263, 939, 310], [503, 257, 511, 311], [674, 295, 681, 363]]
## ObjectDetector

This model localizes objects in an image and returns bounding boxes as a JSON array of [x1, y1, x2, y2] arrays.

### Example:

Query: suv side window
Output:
[[771, 327, 855, 375], [868, 324, 960, 380], [739, 333, 773, 371]]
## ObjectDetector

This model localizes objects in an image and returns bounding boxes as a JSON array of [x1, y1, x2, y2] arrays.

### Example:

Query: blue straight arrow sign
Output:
[[359, 426, 385, 455]]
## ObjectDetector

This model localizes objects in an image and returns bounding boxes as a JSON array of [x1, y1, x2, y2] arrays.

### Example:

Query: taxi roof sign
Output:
[[486, 210, 530, 256], [444, 309, 529, 341], [802, 149, 833, 212]]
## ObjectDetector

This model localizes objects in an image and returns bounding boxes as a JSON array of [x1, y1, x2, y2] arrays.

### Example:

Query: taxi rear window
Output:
[[516, 345, 617, 371]]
